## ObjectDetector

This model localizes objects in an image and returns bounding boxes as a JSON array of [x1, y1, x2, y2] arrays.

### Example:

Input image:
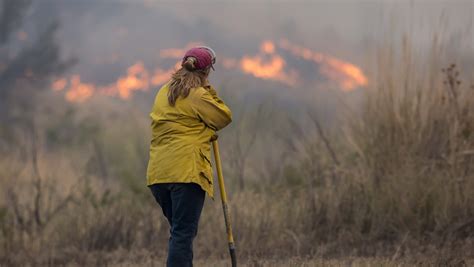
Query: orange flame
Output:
[[151, 68, 173, 86], [151, 62, 181, 86], [279, 39, 368, 91], [239, 41, 298, 86], [321, 58, 368, 91], [52, 78, 67, 91], [60, 61, 179, 102], [261, 41, 275, 54], [54, 40, 369, 102], [65, 75, 95, 103], [114, 62, 149, 99]]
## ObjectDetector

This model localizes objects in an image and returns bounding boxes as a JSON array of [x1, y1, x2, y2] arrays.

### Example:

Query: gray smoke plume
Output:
[[0, 0, 74, 117]]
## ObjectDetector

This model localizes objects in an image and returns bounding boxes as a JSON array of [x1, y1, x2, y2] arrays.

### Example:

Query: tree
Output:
[[0, 0, 74, 151], [0, 0, 74, 119]]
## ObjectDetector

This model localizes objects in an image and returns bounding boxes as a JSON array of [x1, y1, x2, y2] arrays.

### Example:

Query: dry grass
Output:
[[1, 32, 474, 266], [32, 253, 474, 267]]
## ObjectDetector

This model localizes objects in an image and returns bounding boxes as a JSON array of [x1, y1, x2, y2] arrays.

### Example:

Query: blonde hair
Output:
[[168, 57, 210, 106]]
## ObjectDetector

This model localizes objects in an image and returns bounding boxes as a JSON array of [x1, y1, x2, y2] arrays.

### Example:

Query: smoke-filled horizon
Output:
[[21, 1, 474, 102]]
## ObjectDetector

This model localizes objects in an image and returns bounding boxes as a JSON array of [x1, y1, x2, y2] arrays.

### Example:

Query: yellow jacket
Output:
[[146, 82, 232, 197]]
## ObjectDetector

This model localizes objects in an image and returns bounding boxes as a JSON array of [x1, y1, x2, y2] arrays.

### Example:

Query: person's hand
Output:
[[210, 134, 218, 141]]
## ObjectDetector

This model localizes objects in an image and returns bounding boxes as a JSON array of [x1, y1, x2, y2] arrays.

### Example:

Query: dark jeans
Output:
[[149, 183, 205, 267]]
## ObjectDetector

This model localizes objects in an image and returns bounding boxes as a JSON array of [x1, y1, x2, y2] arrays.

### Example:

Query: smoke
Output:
[[4, 0, 472, 105], [0, 0, 31, 44], [0, 0, 74, 136]]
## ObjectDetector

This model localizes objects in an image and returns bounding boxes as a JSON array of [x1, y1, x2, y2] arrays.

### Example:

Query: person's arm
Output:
[[191, 86, 232, 131]]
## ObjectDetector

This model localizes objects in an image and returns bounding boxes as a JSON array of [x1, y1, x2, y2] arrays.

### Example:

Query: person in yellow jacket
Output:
[[147, 46, 232, 267]]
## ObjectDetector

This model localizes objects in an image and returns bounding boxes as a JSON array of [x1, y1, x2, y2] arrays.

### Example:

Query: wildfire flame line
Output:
[[53, 40, 368, 102], [239, 41, 298, 86], [53, 62, 178, 103], [278, 39, 368, 91]]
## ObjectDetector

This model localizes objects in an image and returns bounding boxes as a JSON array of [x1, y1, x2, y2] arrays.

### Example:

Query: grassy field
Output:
[[51, 253, 474, 267], [1, 2, 474, 266], [2, 53, 474, 266]]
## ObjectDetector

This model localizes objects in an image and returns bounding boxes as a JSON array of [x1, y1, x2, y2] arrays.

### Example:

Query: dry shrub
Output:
[[342, 35, 474, 243], [1, 34, 474, 266]]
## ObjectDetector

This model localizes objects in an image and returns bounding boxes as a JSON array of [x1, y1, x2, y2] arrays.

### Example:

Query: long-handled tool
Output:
[[212, 140, 237, 267]]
